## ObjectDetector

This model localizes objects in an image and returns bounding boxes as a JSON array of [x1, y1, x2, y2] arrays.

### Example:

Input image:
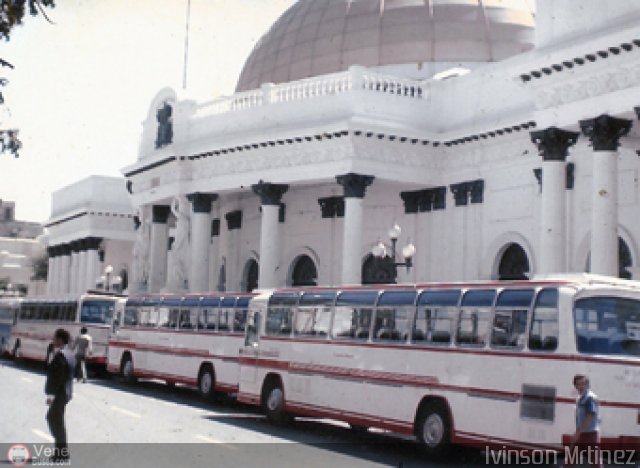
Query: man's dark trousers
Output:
[[46, 396, 68, 458]]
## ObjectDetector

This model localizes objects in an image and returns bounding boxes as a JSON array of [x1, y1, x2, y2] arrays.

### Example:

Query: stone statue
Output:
[[167, 195, 190, 291], [131, 208, 150, 291], [155, 102, 173, 148]]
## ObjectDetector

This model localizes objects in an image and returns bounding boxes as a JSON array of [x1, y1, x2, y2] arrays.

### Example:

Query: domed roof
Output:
[[236, 0, 535, 92]]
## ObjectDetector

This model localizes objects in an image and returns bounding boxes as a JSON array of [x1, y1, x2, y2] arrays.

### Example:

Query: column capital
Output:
[[59, 244, 72, 256], [152, 205, 171, 223], [47, 246, 57, 257], [85, 237, 103, 250], [530, 127, 579, 161], [187, 192, 218, 213], [251, 181, 289, 206], [579, 114, 632, 151], [336, 173, 374, 198], [70, 240, 82, 253]]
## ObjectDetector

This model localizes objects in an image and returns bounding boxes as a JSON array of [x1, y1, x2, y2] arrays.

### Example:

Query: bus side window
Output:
[[245, 311, 261, 347], [199, 308, 217, 331], [265, 306, 293, 337], [179, 309, 194, 330], [219, 309, 233, 332], [456, 290, 495, 347], [233, 309, 247, 333], [331, 307, 372, 340], [528, 288, 558, 351], [294, 306, 331, 337], [373, 307, 410, 342], [157, 307, 169, 328], [124, 308, 138, 327], [414, 307, 453, 345]]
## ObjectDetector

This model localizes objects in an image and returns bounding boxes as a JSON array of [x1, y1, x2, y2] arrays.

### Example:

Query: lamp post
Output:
[[104, 265, 114, 292], [371, 224, 416, 282]]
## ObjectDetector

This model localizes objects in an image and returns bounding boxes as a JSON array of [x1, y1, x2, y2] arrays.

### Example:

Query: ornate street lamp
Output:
[[371, 224, 416, 279]]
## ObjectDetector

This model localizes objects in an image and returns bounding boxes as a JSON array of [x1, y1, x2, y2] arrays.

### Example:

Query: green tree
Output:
[[1, 0, 56, 157]]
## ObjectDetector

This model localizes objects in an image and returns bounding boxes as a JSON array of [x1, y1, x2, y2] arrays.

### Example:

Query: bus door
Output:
[[240, 301, 264, 386]]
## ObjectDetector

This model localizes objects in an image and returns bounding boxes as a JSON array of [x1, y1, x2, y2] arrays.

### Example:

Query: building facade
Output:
[[45, 176, 135, 296], [122, 0, 640, 294]]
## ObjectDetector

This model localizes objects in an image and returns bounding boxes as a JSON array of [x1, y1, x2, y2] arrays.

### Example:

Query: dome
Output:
[[236, 0, 535, 92]]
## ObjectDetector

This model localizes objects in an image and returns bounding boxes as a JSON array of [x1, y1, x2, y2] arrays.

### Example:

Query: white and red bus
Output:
[[8, 292, 126, 366], [107, 293, 254, 399], [0, 297, 20, 355], [237, 275, 640, 454]]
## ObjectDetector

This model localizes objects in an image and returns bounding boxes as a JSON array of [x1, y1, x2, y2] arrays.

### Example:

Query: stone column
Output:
[[70, 241, 82, 294], [580, 114, 632, 277], [530, 127, 579, 274], [252, 181, 289, 289], [85, 237, 103, 291], [336, 173, 374, 285], [51, 248, 62, 295], [59, 244, 72, 295], [77, 239, 89, 293], [148, 205, 171, 293], [46, 246, 57, 295], [187, 193, 218, 293]]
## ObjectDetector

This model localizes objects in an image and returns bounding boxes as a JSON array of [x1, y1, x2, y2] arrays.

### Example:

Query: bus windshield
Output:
[[574, 296, 640, 357], [81, 300, 115, 324]]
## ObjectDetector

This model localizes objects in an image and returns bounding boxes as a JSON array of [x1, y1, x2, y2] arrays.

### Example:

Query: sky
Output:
[[0, 0, 294, 223]]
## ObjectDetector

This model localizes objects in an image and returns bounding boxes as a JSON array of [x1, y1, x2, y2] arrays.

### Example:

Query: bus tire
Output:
[[120, 354, 137, 384], [415, 402, 451, 457], [262, 378, 291, 425], [197, 366, 216, 401]]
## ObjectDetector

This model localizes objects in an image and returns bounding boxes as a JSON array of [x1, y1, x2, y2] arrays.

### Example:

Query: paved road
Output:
[[0, 357, 526, 468]]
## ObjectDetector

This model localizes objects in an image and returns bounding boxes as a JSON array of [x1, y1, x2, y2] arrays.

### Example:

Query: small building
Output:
[[44, 176, 136, 296]]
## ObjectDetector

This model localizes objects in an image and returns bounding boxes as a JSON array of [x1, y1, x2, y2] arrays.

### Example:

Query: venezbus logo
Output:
[[7, 444, 30, 466]]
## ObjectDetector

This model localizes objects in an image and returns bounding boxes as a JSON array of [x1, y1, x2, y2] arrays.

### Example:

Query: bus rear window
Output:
[[80, 301, 114, 324], [574, 296, 640, 356]]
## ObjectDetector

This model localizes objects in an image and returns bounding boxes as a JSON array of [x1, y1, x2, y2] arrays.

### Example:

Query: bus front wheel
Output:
[[198, 367, 215, 400], [415, 403, 451, 457], [120, 355, 137, 384], [263, 380, 291, 425]]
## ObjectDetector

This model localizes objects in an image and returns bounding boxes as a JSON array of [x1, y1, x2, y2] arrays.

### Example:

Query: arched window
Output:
[[243, 259, 259, 293], [497, 243, 530, 280], [291, 255, 318, 287], [362, 254, 396, 285]]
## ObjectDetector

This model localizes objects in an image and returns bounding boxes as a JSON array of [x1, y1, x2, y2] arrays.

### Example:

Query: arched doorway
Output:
[[497, 243, 530, 280], [291, 255, 318, 286], [243, 259, 259, 292], [362, 254, 396, 285]]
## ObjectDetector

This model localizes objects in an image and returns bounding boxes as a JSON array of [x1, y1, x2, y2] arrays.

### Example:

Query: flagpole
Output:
[[182, 0, 191, 90]]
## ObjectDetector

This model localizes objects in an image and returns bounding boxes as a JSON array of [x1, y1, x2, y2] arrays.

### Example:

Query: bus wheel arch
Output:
[[197, 363, 216, 400], [261, 373, 291, 425], [414, 396, 453, 457], [120, 351, 136, 383]]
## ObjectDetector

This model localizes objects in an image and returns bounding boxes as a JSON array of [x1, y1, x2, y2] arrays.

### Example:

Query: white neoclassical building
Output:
[[122, 0, 640, 294], [45, 176, 136, 296]]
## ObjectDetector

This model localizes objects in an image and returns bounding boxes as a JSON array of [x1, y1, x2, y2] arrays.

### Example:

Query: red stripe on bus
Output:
[[108, 340, 240, 362], [117, 326, 244, 338], [259, 336, 640, 367]]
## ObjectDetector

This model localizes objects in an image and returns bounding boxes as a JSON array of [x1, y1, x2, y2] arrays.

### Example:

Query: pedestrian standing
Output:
[[74, 327, 92, 383], [563, 374, 603, 468], [45, 328, 76, 462]]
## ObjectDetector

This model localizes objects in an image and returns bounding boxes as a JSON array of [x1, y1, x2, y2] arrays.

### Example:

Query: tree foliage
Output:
[[1, 0, 56, 158]]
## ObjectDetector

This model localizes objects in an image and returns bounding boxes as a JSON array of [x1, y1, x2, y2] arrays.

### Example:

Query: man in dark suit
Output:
[[45, 329, 76, 462]]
